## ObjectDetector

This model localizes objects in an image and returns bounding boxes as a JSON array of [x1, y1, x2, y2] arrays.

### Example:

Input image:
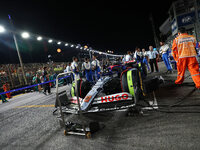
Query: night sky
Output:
[[0, 0, 174, 63]]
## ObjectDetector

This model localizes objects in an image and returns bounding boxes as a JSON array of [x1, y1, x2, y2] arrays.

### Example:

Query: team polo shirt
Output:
[[160, 44, 169, 55], [146, 50, 158, 59]]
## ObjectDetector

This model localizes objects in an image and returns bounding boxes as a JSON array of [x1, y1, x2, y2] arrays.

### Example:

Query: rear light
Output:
[[84, 95, 92, 102]]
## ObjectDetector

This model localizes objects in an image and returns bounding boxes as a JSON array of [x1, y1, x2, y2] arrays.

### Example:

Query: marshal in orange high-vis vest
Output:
[[172, 32, 200, 89]]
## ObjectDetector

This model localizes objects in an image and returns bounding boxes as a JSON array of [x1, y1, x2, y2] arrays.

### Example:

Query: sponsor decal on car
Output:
[[94, 92, 132, 103]]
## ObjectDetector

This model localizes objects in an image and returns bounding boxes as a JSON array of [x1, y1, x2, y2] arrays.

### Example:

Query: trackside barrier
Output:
[[0, 75, 71, 95]]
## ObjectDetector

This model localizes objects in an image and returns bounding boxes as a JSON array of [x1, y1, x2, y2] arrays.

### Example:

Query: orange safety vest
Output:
[[172, 33, 197, 61]]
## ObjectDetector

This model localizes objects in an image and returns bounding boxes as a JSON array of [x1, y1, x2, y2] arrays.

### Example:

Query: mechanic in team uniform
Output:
[[134, 47, 148, 77], [134, 47, 143, 63], [71, 57, 80, 80], [82, 57, 93, 82], [159, 41, 173, 73], [92, 55, 101, 81], [125, 51, 132, 62], [64, 62, 72, 84], [142, 48, 150, 71], [172, 27, 200, 89], [64, 63, 71, 73]]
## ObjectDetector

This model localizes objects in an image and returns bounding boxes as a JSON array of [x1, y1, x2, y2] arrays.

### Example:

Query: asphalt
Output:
[[0, 62, 200, 150]]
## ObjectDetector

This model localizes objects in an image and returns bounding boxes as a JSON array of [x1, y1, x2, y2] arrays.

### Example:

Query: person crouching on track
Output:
[[172, 27, 200, 89], [82, 57, 93, 82], [92, 55, 101, 81], [159, 41, 173, 74], [71, 57, 80, 80]]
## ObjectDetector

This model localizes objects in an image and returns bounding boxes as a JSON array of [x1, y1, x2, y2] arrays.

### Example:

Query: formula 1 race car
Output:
[[55, 60, 163, 114], [54, 60, 164, 138]]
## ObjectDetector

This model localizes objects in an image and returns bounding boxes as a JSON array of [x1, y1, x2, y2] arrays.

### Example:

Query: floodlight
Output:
[[37, 36, 42, 41], [48, 39, 53, 43], [0, 25, 5, 33], [21, 32, 30, 39]]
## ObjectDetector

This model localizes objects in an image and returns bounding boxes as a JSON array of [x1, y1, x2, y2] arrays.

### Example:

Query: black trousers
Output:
[[149, 58, 158, 72], [44, 84, 51, 94]]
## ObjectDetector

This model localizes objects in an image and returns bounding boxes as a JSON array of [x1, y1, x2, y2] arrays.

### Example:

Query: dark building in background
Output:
[[159, 0, 200, 44]]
